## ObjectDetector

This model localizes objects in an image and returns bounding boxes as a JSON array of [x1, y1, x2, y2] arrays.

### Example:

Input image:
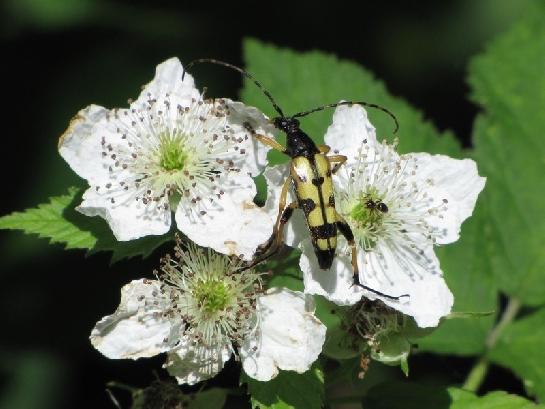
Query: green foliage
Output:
[[242, 38, 461, 161], [264, 248, 304, 291], [128, 381, 227, 409], [362, 382, 545, 409], [461, 6, 545, 401], [243, 365, 324, 409], [417, 203, 498, 355], [469, 4, 545, 306], [187, 388, 228, 409], [0, 187, 171, 262], [0, 351, 65, 409], [490, 308, 545, 401]]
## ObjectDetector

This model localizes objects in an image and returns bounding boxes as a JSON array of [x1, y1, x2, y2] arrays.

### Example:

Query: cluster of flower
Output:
[[58, 58, 485, 384]]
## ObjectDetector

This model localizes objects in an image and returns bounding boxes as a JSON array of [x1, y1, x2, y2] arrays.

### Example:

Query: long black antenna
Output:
[[293, 100, 399, 134], [183, 58, 285, 118]]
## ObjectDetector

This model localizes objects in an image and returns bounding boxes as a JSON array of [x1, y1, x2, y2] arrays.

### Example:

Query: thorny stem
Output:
[[462, 297, 521, 392]]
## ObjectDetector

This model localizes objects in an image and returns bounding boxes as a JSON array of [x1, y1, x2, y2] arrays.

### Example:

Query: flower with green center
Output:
[[194, 280, 230, 314], [58, 57, 276, 259], [90, 241, 327, 385], [264, 104, 485, 328], [158, 134, 188, 172], [348, 189, 389, 249]]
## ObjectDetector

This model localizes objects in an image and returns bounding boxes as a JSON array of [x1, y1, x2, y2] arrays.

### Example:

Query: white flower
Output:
[[59, 57, 275, 259], [90, 243, 326, 384], [265, 104, 485, 327]]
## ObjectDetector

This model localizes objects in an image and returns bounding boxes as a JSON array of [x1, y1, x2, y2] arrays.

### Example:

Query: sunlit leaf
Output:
[[243, 365, 324, 409], [0, 187, 171, 262], [242, 38, 461, 162], [363, 382, 545, 409], [470, 5, 545, 306], [490, 307, 545, 401]]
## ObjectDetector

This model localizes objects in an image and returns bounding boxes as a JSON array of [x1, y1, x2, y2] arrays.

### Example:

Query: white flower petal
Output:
[[299, 238, 362, 305], [226, 100, 275, 176], [137, 57, 200, 105], [263, 165, 307, 248], [239, 288, 326, 381], [90, 279, 179, 359], [175, 174, 274, 260], [405, 153, 486, 244], [362, 243, 453, 327], [324, 104, 378, 162], [59, 104, 114, 185], [164, 341, 232, 385], [300, 239, 453, 327], [78, 187, 171, 241]]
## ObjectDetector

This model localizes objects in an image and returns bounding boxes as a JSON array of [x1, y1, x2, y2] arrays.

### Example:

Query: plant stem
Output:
[[463, 357, 489, 392], [462, 297, 521, 392]]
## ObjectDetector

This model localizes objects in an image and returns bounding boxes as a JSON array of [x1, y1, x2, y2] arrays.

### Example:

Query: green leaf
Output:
[[243, 365, 324, 409], [0, 187, 171, 263], [490, 307, 545, 401], [0, 187, 96, 250], [242, 38, 461, 160], [264, 248, 304, 291], [417, 203, 498, 356], [188, 388, 227, 409], [469, 6, 545, 305], [471, 391, 545, 409], [362, 382, 545, 409]]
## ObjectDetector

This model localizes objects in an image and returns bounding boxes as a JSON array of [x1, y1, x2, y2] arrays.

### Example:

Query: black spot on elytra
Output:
[[328, 195, 335, 207], [299, 198, 316, 215], [310, 223, 336, 239], [312, 177, 324, 186]]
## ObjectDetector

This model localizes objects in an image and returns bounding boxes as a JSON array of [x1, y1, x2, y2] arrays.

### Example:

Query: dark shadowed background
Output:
[[0, 1, 534, 408]]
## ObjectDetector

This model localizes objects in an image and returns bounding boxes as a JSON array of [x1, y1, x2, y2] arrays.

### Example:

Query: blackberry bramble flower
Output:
[[265, 104, 485, 327], [59, 58, 274, 259], [90, 241, 326, 384]]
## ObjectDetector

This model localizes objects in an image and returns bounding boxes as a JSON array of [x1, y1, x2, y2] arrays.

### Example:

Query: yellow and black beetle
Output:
[[184, 59, 401, 300]]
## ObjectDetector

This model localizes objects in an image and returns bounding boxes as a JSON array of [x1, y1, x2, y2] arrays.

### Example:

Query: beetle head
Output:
[[273, 117, 300, 133]]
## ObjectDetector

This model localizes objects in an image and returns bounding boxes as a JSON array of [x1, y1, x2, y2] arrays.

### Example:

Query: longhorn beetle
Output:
[[184, 59, 405, 300]]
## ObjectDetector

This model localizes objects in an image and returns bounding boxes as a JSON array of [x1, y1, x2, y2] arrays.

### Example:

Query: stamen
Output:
[[157, 236, 262, 348]]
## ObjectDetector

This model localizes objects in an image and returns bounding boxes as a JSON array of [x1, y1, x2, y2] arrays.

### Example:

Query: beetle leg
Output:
[[334, 212, 360, 281], [243, 122, 287, 153], [274, 201, 298, 247], [335, 211, 407, 301], [327, 154, 347, 174], [254, 133, 287, 153], [244, 201, 298, 271], [318, 144, 331, 154], [258, 175, 292, 253]]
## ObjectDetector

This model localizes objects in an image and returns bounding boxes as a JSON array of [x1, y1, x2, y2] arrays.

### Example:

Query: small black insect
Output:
[[365, 199, 389, 213]]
